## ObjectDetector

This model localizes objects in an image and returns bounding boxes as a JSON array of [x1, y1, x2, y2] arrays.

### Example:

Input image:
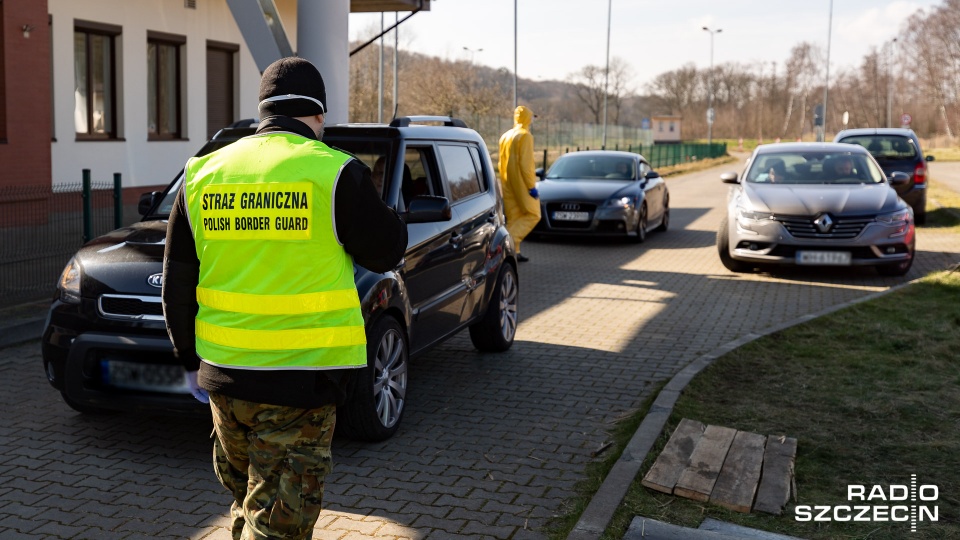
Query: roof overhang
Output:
[[351, 0, 430, 12]]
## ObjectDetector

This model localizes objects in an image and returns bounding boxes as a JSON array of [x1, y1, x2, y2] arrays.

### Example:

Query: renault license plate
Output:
[[552, 211, 590, 222], [796, 251, 852, 266], [102, 360, 190, 393]]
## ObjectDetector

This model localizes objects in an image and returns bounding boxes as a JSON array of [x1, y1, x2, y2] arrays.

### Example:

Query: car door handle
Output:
[[450, 232, 463, 244]]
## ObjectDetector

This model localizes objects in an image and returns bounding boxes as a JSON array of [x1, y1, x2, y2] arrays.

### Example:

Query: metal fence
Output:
[[0, 171, 123, 309], [465, 115, 726, 170]]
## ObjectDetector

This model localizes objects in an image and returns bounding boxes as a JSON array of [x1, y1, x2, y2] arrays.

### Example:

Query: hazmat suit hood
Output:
[[514, 105, 533, 129]]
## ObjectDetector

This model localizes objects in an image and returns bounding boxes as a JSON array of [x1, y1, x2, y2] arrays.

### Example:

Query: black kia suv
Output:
[[41, 117, 518, 442]]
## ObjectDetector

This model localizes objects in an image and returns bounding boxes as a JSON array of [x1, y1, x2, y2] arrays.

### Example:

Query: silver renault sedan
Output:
[[717, 143, 915, 276]]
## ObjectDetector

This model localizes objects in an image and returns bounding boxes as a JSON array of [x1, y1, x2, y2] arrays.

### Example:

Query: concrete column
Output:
[[297, 0, 350, 125]]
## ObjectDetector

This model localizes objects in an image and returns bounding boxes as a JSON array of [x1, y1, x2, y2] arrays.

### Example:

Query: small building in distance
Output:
[[652, 115, 682, 144]]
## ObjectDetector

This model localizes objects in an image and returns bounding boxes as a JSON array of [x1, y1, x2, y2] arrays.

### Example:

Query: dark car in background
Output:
[[531, 150, 669, 242], [41, 116, 518, 442], [833, 128, 934, 224]]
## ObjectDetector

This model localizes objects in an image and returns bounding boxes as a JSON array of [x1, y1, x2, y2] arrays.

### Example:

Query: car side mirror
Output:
[[535, 167, 545, 180], [138, 191, 162, 216], [925, 155, 935, 162], [644, 170, 660, 180], [888, 171, 911, 186], [405, 195, 452, 223], [720, 172, 739, 184]]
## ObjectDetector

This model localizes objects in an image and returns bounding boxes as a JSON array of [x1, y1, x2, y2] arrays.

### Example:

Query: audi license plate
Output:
[[796, 251, 852, 266], [552, 211, 590, 222], [102, 359, 190, 393]]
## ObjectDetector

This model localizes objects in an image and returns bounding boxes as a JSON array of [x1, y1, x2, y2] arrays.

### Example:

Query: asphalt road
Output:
[[2, 158, 959, 539]]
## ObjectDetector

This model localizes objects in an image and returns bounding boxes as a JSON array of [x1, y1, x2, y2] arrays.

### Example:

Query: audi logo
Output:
[[560, 203, 581, 211]]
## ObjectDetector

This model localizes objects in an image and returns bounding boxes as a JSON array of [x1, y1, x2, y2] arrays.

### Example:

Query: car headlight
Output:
[[57, 257, 82, 304], [605, 196, 635, 208], [736, 208, 773, 221], [876, 208, 911, 224]]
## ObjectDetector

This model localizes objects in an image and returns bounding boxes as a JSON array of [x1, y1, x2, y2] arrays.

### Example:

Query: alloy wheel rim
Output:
[[498, 270, 518, 342], [373, 328, 407, 428]]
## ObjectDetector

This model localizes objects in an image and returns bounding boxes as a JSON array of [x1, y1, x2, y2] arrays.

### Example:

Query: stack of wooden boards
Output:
[[641, 418, 797, 514]]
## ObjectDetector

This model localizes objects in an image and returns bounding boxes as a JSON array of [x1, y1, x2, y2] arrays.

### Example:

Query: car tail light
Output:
[[914, 163, 926, 184]]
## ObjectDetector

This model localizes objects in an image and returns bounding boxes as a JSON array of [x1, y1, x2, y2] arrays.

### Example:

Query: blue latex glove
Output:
[[529, 187, 539, 199], [185, 370, 210, 404]]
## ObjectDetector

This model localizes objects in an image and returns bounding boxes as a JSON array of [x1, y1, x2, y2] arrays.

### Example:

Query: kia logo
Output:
[[560, 203, 581, 211], [147, 273, 164, 288]]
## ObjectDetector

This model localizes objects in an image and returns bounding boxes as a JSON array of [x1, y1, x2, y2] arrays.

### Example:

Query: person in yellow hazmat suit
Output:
[[498, 105, 541, 262]]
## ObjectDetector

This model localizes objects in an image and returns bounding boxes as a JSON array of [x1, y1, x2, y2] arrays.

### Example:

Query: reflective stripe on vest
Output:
[[184, 132, 367, 371]]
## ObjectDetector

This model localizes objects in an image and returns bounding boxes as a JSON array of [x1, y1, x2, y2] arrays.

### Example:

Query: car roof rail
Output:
[[389, 116, 469, 128]]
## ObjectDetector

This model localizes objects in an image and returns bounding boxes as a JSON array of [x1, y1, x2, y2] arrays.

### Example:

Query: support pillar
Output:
[[297, 0, 350, 125]]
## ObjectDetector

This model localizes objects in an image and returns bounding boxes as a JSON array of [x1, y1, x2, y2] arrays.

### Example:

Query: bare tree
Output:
[[567, 57, 633, 124]]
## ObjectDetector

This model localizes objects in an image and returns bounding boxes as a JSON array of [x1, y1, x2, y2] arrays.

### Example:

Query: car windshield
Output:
[[546, 154, 636, 180], [745, 150, 886, 185], [838, 135, 918, 161], [146, 137, 393, 220]]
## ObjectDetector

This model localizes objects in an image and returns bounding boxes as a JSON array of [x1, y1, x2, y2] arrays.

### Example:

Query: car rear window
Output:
[[838, 135, 918, 161]]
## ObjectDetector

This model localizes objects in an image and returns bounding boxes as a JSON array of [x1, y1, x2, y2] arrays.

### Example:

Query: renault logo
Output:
[[147, 273, 164, 288], [814, 214, 834, 233], [560, 203, 580, 211]]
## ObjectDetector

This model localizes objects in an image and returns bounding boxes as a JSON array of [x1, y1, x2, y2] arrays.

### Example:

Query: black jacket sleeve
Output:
[[334, 159, 408, 272], [161, 185, 201, 372]]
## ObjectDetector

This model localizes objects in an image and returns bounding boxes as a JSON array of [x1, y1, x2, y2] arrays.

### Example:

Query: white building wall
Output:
[[48, 0, 297, 189]]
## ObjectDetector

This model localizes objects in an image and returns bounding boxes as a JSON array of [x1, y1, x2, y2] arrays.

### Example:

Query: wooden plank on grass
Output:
[[753, 436, 798, 515], [709, 430, 767, 512], [641, 418, 705, 494], [673, 425, 737, 502]]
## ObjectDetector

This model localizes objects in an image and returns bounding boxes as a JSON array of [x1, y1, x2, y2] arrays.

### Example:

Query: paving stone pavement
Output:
[[2, 159, 959, 539]]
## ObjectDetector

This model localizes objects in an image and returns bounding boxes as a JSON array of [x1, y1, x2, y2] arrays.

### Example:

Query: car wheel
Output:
[[717, 216, 752, 273], [656, 195, 670, 232], [876, 257, 913, 277], [338, 315, 408, 442], [631, 203, 648, 243], [469, 264, 518, 352]]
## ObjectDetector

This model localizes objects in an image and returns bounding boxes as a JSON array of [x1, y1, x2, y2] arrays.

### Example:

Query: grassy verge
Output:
[[925, 148, 960, 162], [927, 179, 960, 232], [550, 271, 960, 540]]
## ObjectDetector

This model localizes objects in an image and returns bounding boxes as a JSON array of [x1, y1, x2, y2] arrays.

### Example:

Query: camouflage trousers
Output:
[[209, 392, 336, 540]]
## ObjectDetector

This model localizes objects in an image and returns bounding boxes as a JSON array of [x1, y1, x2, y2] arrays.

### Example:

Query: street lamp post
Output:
[[513, 0, 518, 109], [462, 46, 483, 64], [820, 0, 834, 141], [886, 37, 897, 127], [602, 0, 612, 150], [702, 26, 722, 146]]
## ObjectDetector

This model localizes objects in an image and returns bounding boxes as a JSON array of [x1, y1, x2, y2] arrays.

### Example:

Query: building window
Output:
[[206, 41, 239, 138], [148, 31, 185, 140], [74, 20, 120, 139], [669, 122, 675, 132]]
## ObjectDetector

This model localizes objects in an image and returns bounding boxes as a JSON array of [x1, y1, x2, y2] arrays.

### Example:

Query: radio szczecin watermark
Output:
[[795, 475, 938, 532]]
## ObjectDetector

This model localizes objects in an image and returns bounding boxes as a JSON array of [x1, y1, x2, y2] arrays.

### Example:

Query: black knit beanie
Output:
[[258, 57, 326, 119]]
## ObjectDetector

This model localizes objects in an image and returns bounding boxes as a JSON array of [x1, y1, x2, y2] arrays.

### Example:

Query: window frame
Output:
[[147, 30, 186, 141], [74, 19, 121, 141]]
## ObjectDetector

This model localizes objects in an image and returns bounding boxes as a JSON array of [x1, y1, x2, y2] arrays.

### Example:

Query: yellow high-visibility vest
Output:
[[183, 132, 366, 370]]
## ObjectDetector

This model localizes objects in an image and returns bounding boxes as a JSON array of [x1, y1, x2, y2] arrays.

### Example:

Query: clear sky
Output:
[[349, 0, 941, 91]]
